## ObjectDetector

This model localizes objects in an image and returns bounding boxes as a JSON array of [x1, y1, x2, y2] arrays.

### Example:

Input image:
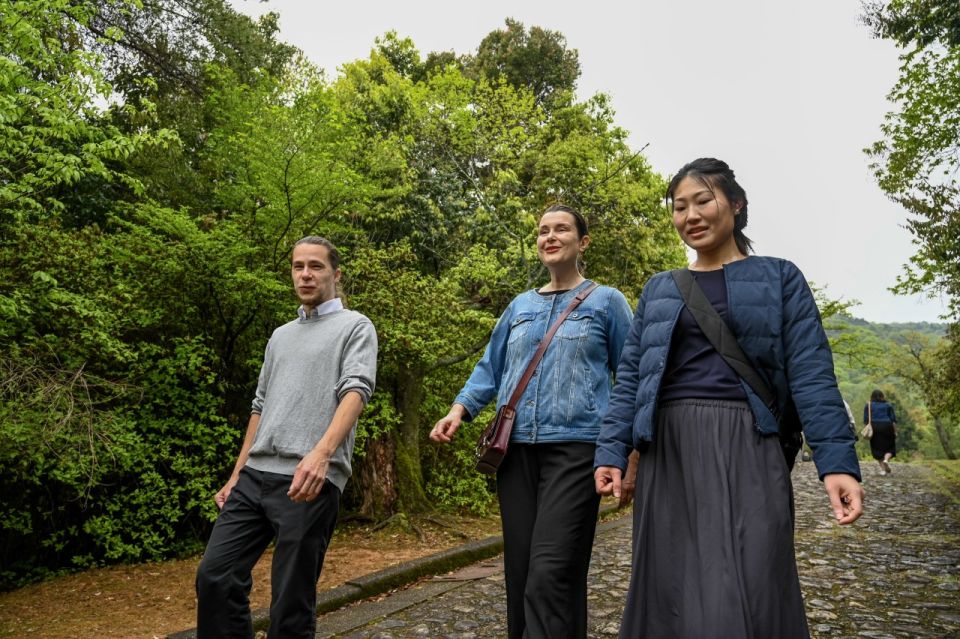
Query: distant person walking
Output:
[[195, 236, 378, 639], [865, 389, 897, 475], [431, 204, 634, 639]]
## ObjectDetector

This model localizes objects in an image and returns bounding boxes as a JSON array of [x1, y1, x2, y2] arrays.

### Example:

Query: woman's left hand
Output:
[[618, 450, 640, 509], [823, 473, 865, 525]]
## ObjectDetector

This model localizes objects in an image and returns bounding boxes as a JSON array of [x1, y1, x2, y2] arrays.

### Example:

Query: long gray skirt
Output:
[[619, 399, 809, 639]]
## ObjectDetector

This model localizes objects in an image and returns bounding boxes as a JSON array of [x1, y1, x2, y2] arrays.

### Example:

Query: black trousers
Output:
[[195, 467, 340, 639], [497, 442, 601, 639]]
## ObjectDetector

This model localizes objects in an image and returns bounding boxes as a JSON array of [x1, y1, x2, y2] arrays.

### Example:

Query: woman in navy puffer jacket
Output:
[[594, 158, 864, 639]]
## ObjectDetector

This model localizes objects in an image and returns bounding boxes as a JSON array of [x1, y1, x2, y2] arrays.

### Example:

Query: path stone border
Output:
[[167, 505, 621, 638], [166, 535, 503, 639]]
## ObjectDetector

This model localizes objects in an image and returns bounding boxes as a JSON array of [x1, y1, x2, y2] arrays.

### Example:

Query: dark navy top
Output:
[[864, 401, 896, 423], [658, 268, 747, 402]]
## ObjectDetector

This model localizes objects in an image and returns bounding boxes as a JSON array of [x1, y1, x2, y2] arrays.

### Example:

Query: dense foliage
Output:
[[0, 2, 685, 587]]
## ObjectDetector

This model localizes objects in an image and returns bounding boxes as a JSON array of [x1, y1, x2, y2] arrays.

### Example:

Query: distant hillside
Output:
[[829, 315, 947, 339]]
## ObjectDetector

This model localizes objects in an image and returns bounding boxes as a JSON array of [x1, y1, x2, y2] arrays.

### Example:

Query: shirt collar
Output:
[[297, 297, 344, 320]]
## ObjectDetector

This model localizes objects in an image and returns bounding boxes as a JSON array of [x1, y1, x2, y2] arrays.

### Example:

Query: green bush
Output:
[[0, 337, 237, 588]]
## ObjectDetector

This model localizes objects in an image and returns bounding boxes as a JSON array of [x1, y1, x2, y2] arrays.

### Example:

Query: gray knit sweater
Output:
[[245, 309, 378, 491]]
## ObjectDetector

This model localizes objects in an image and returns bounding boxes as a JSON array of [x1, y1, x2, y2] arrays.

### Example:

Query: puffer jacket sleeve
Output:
[[605, 287, 634, 371], [780, 261, 861, 480], [595, 290, 646, 471]]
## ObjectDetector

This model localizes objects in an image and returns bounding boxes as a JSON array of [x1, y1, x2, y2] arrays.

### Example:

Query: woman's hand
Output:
[[617, 450, 640, 509], [823, 473, 865, 525], [430, 404, 467, 443], [595, 465, 624, 499]]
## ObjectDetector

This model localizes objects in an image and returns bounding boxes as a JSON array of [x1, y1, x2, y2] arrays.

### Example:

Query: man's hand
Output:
[[595, 466, 623, 499], [214, 475, 240, 510], [288, 448, 330, 503], [823, 473, 865, 525]]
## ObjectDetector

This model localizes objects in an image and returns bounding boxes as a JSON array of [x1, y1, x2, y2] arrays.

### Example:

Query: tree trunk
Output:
[[353, 434, 398, 520], [394, 364, 431, 512], [932, 415, 957, 460]]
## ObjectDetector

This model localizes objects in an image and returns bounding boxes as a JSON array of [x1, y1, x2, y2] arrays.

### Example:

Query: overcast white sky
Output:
[[229, 0, 948, 323]]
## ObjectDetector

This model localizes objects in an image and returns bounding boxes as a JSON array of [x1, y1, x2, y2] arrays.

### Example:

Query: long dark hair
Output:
[[666, 158, 753, 255], [870, 389, 885, 402]]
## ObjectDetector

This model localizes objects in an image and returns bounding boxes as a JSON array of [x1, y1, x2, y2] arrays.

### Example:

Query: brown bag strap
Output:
[[503, 282, 600, 410], [868, 402, 872, 424]]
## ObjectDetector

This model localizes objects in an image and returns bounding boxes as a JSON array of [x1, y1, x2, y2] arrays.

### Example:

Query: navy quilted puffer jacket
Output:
[[594, 256, 861, 481]]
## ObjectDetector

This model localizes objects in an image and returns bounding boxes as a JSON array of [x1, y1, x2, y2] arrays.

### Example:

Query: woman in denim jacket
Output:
[[431, 204, 633, 639], [594, 158, 864, 639]]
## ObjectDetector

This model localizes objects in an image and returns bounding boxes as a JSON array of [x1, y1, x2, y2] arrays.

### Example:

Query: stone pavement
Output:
[[313, 461, 959, 639]]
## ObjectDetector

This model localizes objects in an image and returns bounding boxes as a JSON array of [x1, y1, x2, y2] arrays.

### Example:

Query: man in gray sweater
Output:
[[196, 236, 378, 639]]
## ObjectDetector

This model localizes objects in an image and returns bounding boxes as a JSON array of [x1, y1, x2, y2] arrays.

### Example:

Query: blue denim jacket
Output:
[[454, 280, 633, 444]]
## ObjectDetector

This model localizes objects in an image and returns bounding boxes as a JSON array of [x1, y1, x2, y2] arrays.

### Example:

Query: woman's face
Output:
[[671, 176, 740, 255], [537, 210, 588, 269]]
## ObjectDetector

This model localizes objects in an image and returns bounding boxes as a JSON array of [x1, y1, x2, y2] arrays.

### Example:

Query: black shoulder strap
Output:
[[671, 269, 777, 410]]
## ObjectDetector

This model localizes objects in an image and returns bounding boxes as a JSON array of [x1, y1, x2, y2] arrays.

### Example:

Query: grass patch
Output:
[[918, 459, 960, 504]]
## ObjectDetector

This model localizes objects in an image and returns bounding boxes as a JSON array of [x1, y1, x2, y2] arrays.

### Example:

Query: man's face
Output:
[[291, 243, 340, 309]]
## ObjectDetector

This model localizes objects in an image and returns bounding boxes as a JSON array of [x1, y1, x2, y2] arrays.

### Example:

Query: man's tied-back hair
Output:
[[295, 236, 340, 270]]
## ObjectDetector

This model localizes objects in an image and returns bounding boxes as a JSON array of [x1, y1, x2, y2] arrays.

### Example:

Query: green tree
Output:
[[466, 18, 580, 107], [85, 0, 296, 97], [885, 332, 958, 458], [864, 0, 960, 318], [862, 0, 960, 48], [0, 0, 174, 223], [327, 37, 683, 518]]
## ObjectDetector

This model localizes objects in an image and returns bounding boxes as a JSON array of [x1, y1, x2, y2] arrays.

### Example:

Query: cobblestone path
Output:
[[315, 461, 959, 638]]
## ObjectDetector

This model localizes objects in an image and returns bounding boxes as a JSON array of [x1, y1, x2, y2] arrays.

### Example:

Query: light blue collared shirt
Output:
[[297, 297, 344, 320]]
